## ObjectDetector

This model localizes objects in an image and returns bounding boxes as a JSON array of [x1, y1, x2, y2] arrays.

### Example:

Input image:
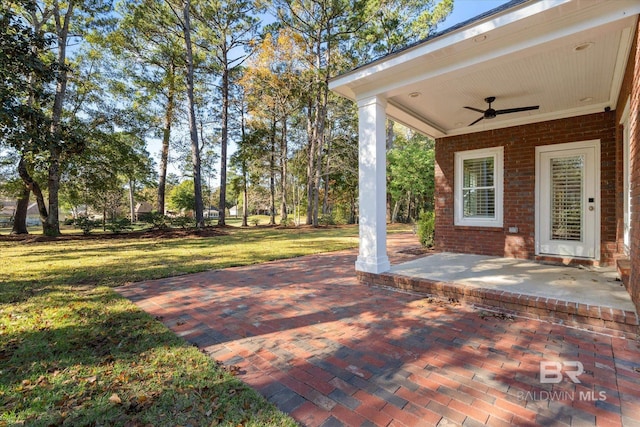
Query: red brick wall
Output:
[[621, 23, 640, 312], [435, 112, 617, 265]]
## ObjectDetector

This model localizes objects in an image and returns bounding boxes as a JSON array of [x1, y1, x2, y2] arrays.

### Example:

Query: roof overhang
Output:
[[329, 0, 640, 139]]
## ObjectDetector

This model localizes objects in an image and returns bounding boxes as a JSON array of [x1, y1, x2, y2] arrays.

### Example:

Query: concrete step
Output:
[[358, 271, 639, 337], [617, 258, 631, 290]]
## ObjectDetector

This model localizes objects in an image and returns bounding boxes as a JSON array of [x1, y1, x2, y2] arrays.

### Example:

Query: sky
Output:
[[440, 0, 513, 30]]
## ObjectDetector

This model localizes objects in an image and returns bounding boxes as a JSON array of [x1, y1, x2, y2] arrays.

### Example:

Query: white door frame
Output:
[[535, 140, 601, 260], [620, 98, 631, 254]]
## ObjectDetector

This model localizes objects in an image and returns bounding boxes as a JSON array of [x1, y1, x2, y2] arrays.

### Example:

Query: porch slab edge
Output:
[[357, 271, 640, 338]]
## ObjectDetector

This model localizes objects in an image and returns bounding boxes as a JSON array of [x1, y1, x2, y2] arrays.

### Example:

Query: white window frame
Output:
[[454, 146, 504, 228], [621, 98, 631, 254]]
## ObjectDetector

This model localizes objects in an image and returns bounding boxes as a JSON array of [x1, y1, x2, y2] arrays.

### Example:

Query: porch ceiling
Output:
[[329, 0, 640, 138]]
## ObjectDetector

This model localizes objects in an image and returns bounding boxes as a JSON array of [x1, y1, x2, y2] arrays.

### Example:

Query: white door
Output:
[[536, 141, 599, 259]]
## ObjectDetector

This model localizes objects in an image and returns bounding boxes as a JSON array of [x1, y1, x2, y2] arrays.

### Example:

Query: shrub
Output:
[[106, 218, 133, 234], [143, 212, 169, 230], [250, 218, 260, 226], [318, 214, 335, 226], [170, 215, 195, 229], [74, 216, 100, 235], [416, 211, 435, 248], [280, 217, 295, 228]]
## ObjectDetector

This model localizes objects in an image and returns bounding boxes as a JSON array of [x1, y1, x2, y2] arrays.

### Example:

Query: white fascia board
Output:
[[386, 102, 446, 138], [610, 24, 636, 108]]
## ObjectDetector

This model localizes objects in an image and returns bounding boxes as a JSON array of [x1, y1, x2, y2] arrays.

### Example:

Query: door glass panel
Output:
[[550, 155, 583, 241]]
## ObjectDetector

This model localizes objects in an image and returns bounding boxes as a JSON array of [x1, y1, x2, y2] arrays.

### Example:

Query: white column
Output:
[[356, 95, 390, 274]]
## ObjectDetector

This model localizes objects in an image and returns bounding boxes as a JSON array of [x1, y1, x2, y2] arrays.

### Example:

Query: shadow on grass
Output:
[[0, 283, 296, 426]]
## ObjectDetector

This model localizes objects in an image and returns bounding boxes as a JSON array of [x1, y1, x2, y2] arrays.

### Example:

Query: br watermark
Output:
[[516, 361, 607, 402], [540, 361, 583, 384]]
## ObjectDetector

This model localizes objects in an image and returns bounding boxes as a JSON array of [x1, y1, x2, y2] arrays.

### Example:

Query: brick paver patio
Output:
[[118, 234, 640, 427]]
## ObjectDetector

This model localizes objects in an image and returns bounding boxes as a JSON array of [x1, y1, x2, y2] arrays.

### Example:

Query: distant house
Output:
[[0, 198, 41, 226], [229, 205, 239, 217], [134, 202, 154, 221], [204, 206, 219, 218]]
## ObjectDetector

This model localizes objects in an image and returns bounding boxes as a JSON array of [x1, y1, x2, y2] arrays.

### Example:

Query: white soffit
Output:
[[329, 0, 640, 138]]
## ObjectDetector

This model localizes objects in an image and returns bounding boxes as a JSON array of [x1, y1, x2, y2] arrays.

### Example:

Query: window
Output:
[[454, 147, 503, 227]]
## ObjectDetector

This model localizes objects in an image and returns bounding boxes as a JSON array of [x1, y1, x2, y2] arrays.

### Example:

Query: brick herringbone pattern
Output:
[[118, 234, 640, 427]]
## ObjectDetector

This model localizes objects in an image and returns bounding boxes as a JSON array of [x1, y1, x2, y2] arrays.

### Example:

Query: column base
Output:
[[355, 256, 391, 274]]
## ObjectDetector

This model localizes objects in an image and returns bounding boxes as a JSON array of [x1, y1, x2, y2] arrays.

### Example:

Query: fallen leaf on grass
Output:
[[109, 393, 122, 404]]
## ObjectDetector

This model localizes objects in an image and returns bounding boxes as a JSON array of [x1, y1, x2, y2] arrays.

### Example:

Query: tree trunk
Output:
[[182, 0, 204, 228], [45, 0, 75, 237], [17, 157, 49, 226], [350, 194, 357, 224], [280, 119, 288, 222], [391, 200, 400, 224], [269, 117, 276, 225], [322, 134, 331, 215], [306, 101, 315, 225], [11, 185, 31, 235], [157, 62, 175, 214], [218, 52, 230, 226], [311, 33, 330, 227], [242, 164, 249, 227], [386, 119, 394, 222], [129, 179, 135, 223]]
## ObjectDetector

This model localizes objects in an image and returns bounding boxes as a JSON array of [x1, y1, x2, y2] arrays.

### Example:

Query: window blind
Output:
[[462, 156, 495, 218]]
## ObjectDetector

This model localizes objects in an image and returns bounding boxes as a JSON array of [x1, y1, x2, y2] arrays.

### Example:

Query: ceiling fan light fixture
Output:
[[463, 96, 539, 127], [573, 42, 594, 52]]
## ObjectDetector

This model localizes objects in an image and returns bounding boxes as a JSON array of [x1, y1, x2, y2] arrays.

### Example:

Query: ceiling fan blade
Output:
[[469, 116, 484, 126], [495, 106, 539, 115], [464, 106, 485, 114]]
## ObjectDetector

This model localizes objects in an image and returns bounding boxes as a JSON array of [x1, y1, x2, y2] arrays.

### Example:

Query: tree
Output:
[[2, 0, 113, 236], [1, 0, 57, 235], [271, 0, 379, 226], [60, 130, 155, 228], [241, 29, 307, 224], [106, 0, 187, 215], [194, 0, 260, 226], [387, 132, 435, 222], [168, 179, 196, 212], [162, 0, 205, 227]]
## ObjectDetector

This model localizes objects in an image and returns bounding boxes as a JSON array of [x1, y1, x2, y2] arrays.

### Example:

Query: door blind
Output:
[[550, 156, 583, 241]]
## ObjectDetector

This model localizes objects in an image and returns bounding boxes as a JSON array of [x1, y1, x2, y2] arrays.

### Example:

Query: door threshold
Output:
[[535, 254, 599, 267]]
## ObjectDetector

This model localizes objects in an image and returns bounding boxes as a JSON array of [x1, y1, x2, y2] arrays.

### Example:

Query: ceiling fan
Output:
[[464, 96, 539, 126]]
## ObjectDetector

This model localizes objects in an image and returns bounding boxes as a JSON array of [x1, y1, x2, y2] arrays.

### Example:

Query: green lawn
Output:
[[0, 225, 382, 426]]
